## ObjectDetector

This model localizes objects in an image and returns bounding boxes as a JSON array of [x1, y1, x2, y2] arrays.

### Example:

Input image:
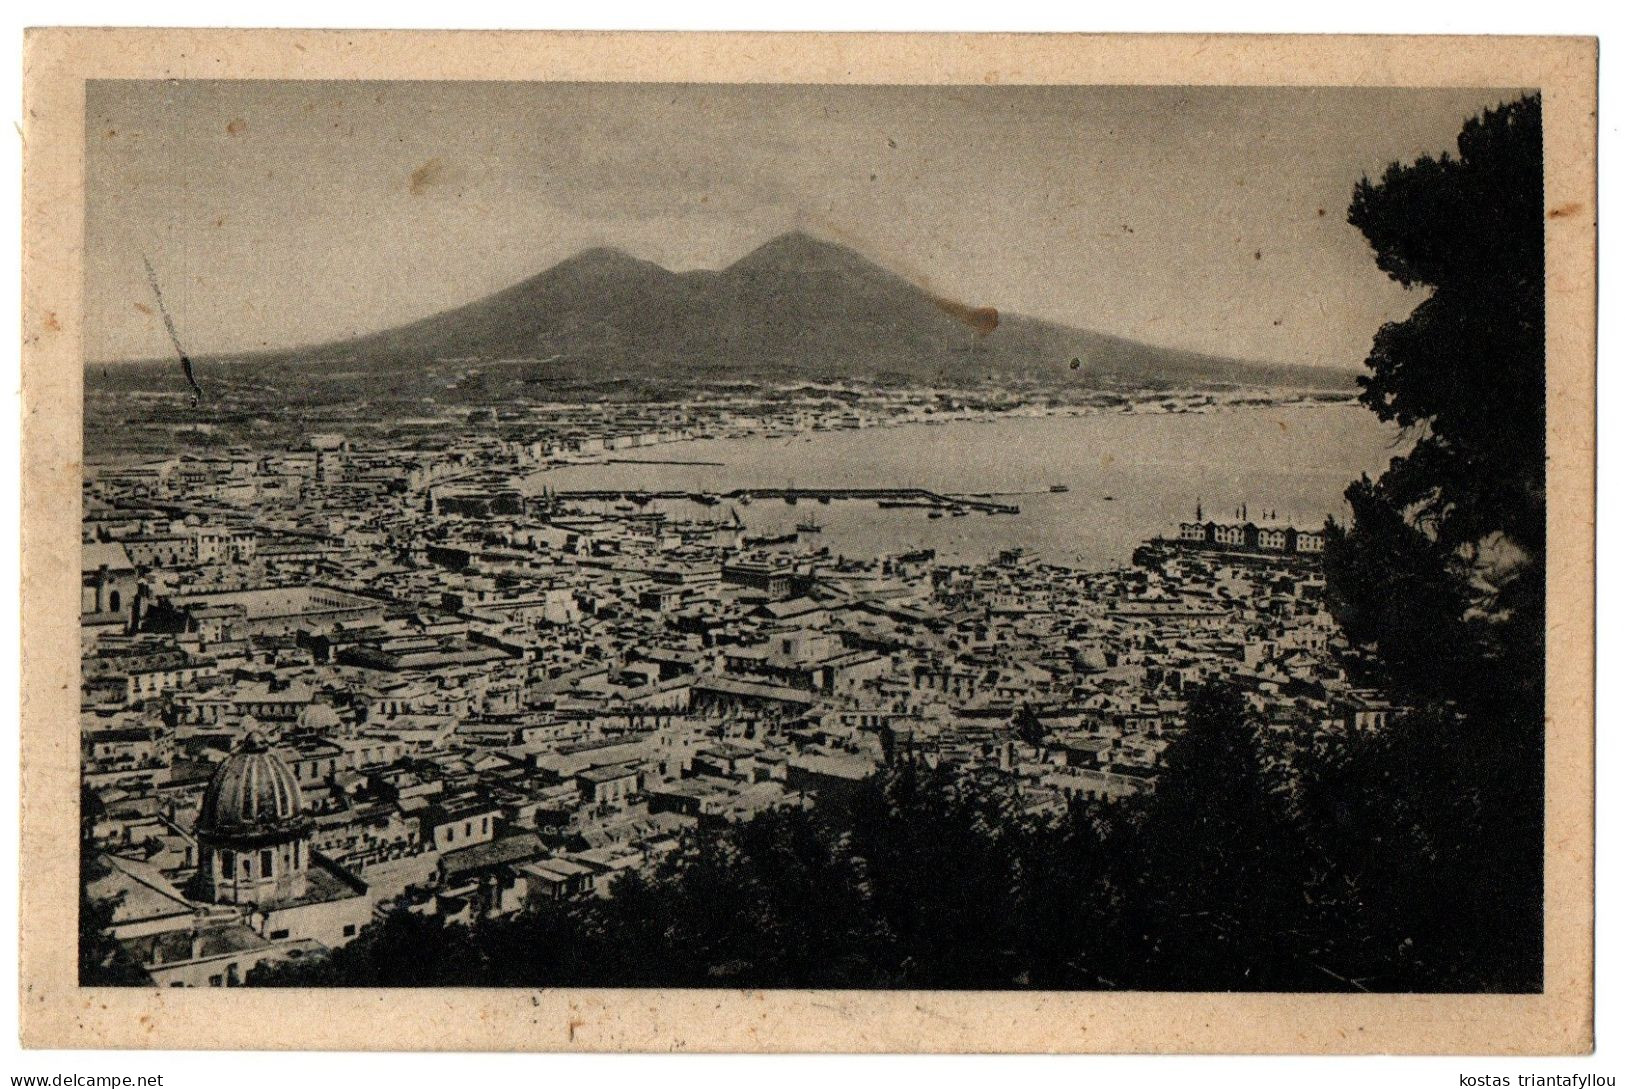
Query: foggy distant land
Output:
[[91, 231, 1356, 402]]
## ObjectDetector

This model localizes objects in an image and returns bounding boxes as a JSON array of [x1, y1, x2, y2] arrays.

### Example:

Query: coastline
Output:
[[518, 387, 1362, 478]]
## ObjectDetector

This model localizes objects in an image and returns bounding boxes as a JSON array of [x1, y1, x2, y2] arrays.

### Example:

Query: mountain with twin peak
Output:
[[280, 231, 1347, 388]]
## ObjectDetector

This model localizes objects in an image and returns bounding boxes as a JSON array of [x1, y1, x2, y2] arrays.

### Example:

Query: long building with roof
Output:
[[1175, 502, 1326, 556]]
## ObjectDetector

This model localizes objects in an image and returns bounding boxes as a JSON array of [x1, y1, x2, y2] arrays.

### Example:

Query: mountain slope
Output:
[[263, 231, 1350, 389]]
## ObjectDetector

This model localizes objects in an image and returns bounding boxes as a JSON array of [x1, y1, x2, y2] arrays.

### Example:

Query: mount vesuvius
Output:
[[232, 232, 1351, 390]]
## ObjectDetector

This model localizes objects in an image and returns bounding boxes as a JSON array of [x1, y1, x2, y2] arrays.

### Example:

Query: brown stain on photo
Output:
[[933, 297, 999, 335], [1548, 201, 1583, 219], [409, 157, 447, 196], [225, 118, 247, 136]]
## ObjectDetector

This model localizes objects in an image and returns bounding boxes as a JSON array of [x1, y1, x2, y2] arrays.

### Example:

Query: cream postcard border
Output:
[[19, 28, 1598, 1053]]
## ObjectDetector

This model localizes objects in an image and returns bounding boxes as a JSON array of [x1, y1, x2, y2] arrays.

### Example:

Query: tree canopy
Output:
[[1330, 93, 1545, 718], [1322, 92, 1546, 990]]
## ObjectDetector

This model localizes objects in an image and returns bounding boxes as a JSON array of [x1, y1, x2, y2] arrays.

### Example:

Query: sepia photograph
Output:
[[18, 28, 1597, 1054]]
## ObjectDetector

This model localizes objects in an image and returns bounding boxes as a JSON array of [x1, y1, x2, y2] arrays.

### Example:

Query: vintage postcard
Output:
[[19, 29, 1596, 1052]]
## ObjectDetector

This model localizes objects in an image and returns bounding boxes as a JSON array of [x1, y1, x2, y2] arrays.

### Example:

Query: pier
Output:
[[606, 457, 727, 466]]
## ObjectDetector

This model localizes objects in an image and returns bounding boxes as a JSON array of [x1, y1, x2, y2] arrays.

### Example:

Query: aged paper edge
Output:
[[18, 28, 1598, 1054]]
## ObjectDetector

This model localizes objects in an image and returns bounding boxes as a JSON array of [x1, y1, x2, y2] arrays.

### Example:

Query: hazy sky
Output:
[[85, 81, 1525, 368]]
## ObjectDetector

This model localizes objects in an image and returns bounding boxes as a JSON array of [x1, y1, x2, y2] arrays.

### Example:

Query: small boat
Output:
[[1050, 484, 1070, 493], [1102, 495, 1116, 502], [691, 493, 720, 506], [796, 519, 823, 534], [950, 508, 969, 517], [928, 510, 945, 520]]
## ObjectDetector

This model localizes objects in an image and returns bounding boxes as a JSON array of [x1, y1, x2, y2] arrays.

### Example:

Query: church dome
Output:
[[197, 732, 306, 839]]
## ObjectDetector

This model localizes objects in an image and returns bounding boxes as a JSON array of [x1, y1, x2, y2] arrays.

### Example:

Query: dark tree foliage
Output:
[[1345, 96, 1544, 554], [1322, 476, 1481, 698], [1329, 93, 1545, 717], [249, 908, 491, 986], [1297, 707, 1543, 992], [1319, 92, 1546, 991], [1112, 685, 1323, 990]]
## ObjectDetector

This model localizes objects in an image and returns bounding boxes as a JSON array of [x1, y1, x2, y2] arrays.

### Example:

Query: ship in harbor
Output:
[[744, 531, 799, 548]]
